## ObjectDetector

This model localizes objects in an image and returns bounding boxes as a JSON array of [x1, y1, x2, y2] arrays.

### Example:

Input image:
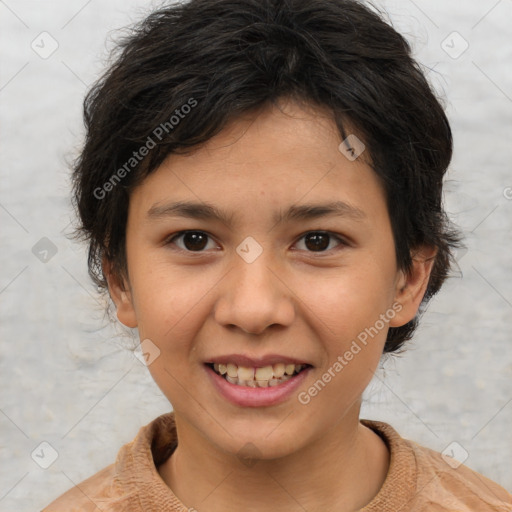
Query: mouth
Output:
[[205, 362, 311, 388]]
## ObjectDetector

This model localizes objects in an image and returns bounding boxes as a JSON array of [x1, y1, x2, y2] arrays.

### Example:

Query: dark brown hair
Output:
[[72, 0, 461, 353]]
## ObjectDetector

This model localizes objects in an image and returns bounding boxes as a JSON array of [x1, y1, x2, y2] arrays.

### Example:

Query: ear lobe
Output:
[[389, 245, 437, 328], [103, 258, 138, 328]]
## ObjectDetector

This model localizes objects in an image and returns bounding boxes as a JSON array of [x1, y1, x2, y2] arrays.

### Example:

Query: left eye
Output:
[[295, 231, 346, 252]]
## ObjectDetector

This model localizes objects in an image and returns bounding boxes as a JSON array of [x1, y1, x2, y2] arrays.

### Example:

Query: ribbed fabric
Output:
[[42, 412, 512, 511]]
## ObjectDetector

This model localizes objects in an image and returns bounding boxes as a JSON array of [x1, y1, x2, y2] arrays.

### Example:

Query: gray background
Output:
[[1, 0, 511, 510]]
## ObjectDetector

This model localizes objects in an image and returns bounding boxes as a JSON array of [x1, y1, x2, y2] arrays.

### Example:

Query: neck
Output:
[[158, 404, 390, 512]]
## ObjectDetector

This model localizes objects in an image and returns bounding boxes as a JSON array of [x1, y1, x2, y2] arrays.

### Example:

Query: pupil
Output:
[[305, 232, 329, 251], [184, 232, 207, 251]]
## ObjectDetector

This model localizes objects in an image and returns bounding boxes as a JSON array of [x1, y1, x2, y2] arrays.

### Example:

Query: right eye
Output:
[[165, 230, 219, 252]]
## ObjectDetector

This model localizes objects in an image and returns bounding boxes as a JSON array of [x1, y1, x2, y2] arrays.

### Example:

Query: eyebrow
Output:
[[147, 200, 366, 226]]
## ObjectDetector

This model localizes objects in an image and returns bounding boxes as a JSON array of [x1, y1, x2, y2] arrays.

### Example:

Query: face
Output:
[[109, 99, 432, 461]]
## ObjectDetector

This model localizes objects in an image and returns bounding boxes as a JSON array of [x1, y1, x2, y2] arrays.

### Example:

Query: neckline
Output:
[[117, 413, 418, 511]]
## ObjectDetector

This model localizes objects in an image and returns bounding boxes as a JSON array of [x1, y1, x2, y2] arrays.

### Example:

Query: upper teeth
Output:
[[213, 363, 304, 381]]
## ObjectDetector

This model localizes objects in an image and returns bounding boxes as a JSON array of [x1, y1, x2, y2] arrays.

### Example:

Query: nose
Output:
[[213, 251, 295, 335]]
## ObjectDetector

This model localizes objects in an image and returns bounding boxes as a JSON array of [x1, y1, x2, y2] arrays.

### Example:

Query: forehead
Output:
[[128, 99, 386, 227]]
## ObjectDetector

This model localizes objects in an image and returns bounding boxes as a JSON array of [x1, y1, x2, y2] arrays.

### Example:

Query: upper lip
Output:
[[205, 353, 312, 367]]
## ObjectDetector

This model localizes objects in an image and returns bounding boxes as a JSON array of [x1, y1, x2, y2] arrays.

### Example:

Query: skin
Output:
[[107, 98, 435, 512]]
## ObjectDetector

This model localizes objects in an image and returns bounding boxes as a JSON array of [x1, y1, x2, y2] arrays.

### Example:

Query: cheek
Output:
[[129, 259, 216, 347], [130, 266, 214, 404], [296, 270, 391, 413], [298, 262, 396, 341]]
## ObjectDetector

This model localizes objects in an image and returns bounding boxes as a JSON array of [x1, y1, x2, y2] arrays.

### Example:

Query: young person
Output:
[[44, 0, 512, 510]]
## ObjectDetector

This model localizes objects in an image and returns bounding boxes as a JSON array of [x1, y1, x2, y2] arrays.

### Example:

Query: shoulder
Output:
[[409, 439, 512, 511], [361, 419, 512, 512], [41, 463, 126, 512], [41, 412, 179, 512]]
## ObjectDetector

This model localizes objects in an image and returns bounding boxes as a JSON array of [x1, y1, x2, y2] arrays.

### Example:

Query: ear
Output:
[[389, 245, 437, 328], [103, 258, 138, 328]]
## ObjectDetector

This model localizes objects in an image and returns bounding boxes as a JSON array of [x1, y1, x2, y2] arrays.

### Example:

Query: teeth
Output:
[[238, 366, 255, 381], [211, 361, 307, 387], [227, 363, 238, 378], [255, 366, 273, 380], [285, 364, 295, 375], [273, 363, 285, 378]]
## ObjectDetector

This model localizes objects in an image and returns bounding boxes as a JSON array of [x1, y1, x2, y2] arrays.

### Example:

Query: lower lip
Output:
[[205, 365, 312, 408]]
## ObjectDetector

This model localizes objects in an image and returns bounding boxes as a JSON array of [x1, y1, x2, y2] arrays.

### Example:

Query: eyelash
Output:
[[165, 230, 349, 254]]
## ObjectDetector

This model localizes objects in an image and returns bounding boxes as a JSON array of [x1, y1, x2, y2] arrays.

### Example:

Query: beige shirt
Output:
[[42, 412, 512, 511]]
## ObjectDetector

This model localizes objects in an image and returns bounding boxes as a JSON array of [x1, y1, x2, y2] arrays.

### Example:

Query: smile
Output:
[[207, 362, 309, 388]]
